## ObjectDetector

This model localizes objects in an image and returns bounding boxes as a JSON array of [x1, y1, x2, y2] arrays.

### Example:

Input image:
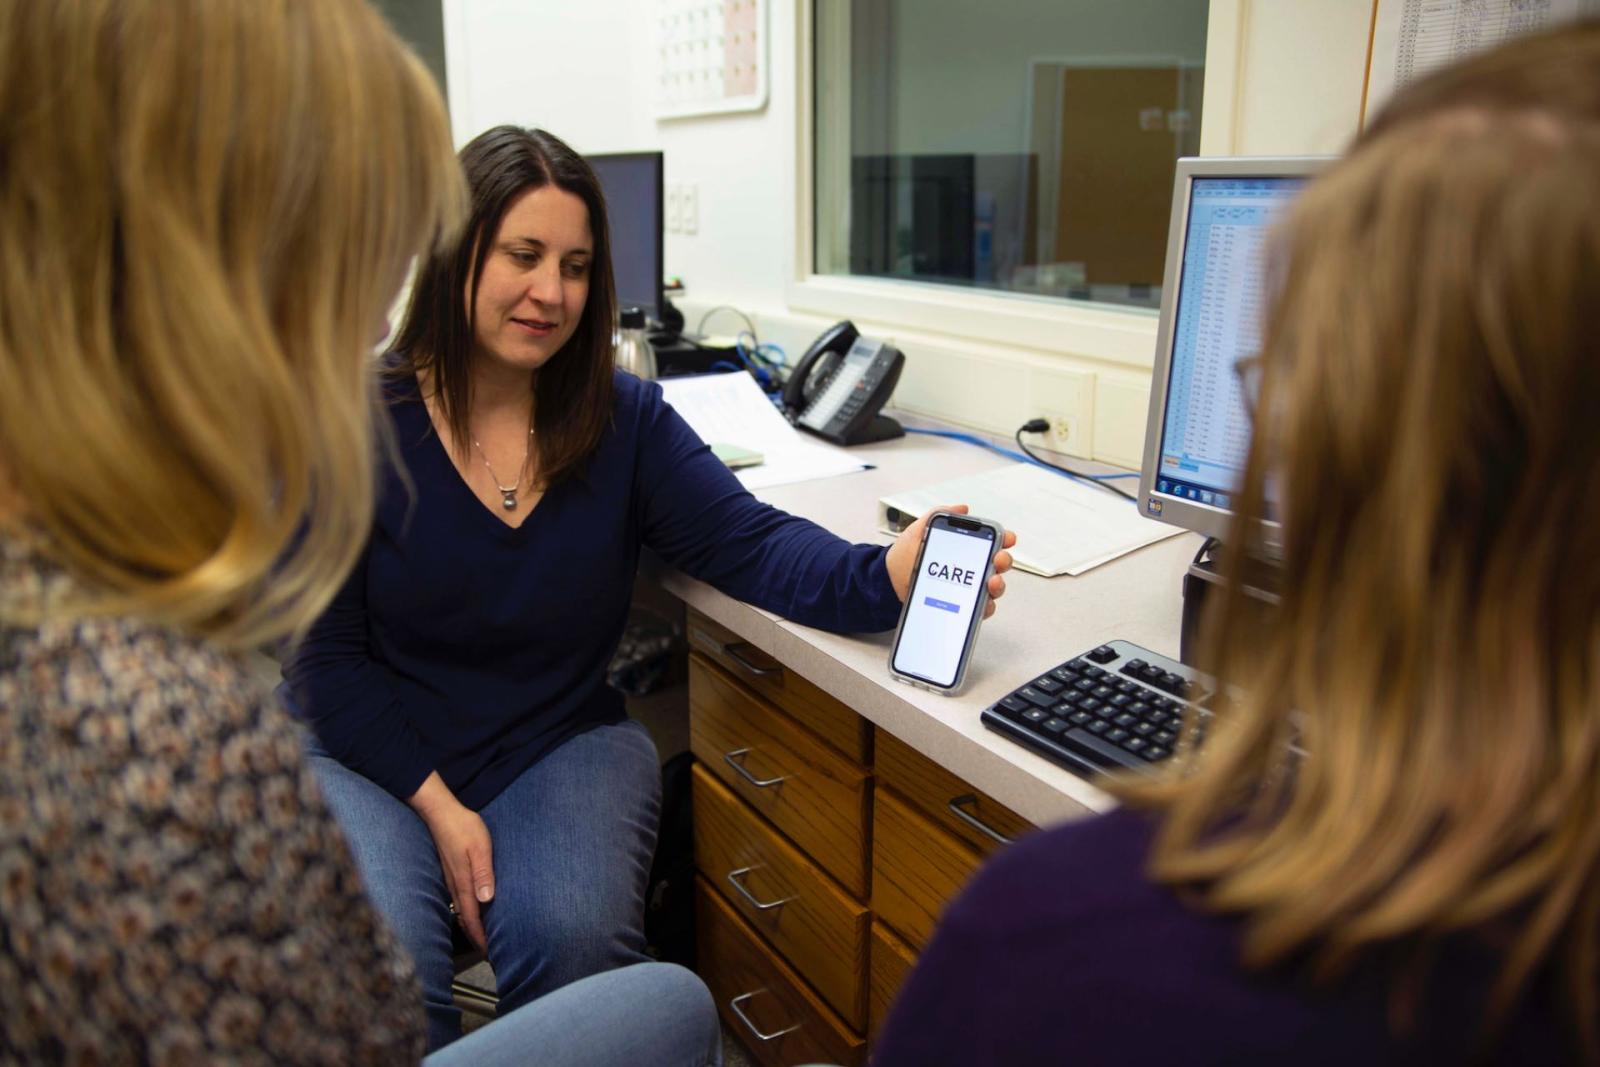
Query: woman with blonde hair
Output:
[[0, 1, 718, 1063], [875, 21, 1600, 1066]]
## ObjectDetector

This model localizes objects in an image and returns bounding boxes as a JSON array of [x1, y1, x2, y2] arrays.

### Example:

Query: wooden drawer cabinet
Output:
[[871, 788, 984, 949], [876, 730, 1034, 856], [685, 609, 1036, 1060], [868, 920, 918, 1040], [689, 654, 870, 896], [696, 877, 866, 1067], [691, 764, 868, 1028], [686, 612, 870, 762]]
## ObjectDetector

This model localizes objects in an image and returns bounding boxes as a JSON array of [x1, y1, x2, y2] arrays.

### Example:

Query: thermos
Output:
[[616, 306, 656, 379]]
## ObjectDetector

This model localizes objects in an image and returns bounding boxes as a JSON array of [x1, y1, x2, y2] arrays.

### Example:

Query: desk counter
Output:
[[657, 429, 1200, 829]]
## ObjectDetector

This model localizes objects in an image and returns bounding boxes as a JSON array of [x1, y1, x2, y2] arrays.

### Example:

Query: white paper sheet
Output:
[[879, 463, 1185, 577], [1367, 0, 1600, 118], [656, 372, 868, 490]]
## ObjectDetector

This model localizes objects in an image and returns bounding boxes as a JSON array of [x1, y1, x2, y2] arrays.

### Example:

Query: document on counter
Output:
[[657, 372, 868, 490], [878, 463, 1185, 577]]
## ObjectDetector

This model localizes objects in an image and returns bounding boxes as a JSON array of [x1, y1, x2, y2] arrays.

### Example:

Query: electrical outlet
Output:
[[1026, 367, 1095, 459], [682, 183, 698, 235], [1039, 412, 1080, 452], [665, 184, 683, 233]]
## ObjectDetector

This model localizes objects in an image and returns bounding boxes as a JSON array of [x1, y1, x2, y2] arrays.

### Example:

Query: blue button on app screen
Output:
[[893, 526, 991, 687]]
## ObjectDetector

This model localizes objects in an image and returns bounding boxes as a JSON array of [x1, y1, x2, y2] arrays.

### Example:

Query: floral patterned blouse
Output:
[[0, 539, 426, 1064]]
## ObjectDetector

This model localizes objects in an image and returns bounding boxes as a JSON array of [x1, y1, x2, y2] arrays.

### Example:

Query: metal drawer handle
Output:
[[726, 866, 794, 912], [728, 990, 801, 1042], [947, 793, 1014, 846], [724, 640, 782, 677], [723, 748, 789, 788]]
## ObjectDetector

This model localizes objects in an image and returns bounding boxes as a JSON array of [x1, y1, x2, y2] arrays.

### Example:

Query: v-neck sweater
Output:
[[282, 371, 901, 809]]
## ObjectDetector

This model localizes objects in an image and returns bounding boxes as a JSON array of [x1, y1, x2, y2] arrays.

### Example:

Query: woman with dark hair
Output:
[[283, 124, 1017, 1051]]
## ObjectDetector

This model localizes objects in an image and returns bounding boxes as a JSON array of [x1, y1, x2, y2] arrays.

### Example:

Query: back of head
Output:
[[1125, 19, 1600, 1051], [0, 0, 465, 646]]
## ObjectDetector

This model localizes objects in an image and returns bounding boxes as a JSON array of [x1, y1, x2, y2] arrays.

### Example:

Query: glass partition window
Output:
[[814, 0, 1208, 311]]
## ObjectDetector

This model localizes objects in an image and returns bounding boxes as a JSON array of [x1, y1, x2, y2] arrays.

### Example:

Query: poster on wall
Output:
[[656, 0, 768, 120], [1363, 0, 1600, 122]]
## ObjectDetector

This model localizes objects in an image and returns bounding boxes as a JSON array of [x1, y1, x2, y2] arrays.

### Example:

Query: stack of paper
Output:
[[657, 372, 867, 490], [878, 463, 1184, 577]]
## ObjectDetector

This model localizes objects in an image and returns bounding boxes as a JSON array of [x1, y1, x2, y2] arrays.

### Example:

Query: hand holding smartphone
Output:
[[888, 510, 1006, 695]]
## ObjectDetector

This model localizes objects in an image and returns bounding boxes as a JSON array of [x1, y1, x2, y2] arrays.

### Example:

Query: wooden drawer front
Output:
[[875, 730, 1035, 857], [690, 655, 870, 896], [696, 877, 866, 1067], [687, 612, 869, 763], [692, 764, 869, 1029], [871, 788, 982, 949], [868, 920, 919, 1041]]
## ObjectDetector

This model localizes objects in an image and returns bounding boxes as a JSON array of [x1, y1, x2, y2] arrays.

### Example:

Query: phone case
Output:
[[886, 512, 1006, 696]]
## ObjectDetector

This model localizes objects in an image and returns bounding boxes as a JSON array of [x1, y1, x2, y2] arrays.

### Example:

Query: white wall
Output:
[[442, 0, 1375, 467]]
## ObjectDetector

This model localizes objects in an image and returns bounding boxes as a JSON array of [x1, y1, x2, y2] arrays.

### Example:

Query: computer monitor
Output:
[[1137, 156, 1328, 543], [585, 151, 664, 323]]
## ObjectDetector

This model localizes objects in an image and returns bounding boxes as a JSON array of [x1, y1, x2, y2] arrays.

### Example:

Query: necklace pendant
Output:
[[501, 491, 518, 510]]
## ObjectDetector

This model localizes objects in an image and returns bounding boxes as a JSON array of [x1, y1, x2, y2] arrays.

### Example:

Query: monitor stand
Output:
[[1180, 550, 1281, 666]]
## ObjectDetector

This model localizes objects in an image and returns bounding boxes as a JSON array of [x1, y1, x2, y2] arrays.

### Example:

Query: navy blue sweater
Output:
[[282, 371, 901, 809], [875, 808, 1575, 1065]]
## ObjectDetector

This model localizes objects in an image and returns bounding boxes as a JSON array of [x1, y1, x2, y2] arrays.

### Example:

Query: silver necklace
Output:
[[470, 426, 535, 510]]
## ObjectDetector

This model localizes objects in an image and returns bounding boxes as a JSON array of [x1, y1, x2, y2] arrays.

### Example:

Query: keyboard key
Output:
[[1144, 745, 1170, 761], [1041, 717, 1069, 734], [999, 695, 1029, 714], [1068, 659, 1094, 673], [1068, 711, 1092, 725], [1033, 676, 1064, 695], [1074, 678, 1096, 692], [1084, 666, 1107, 680], [1062, 728, 1145, 771], [1115, 680, 1139, 695], [1139, 665, 1164, 683], [1086, 645, 1118, 664], [1125, 659, 1148, 673], [1109, 693, 1132, 708], [1051, 702, 1075, 717], [1087, 719, 1109, 735], [1093, 704, 1118, 720], [1124, 737, 1148, 753], [1133, 722, 1156, 736], [1022, 707, 1048, 723], [1058, 691, 1083, 708], [1092, 685, 1114, 699], [1154, 729, 1176, 745], [1107, 728, 1130, 743], [1114, 713, 1137, 728], [1129, 701, 1149, 716], [1146, 709, 1169, 724], [1079, 697, 1102, 713], [1051, 667, 1079, 684], [1019, 686, 1056, 709]]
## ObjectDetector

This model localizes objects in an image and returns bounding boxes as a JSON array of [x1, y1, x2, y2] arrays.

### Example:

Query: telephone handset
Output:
[[782, 320, 906, 446]]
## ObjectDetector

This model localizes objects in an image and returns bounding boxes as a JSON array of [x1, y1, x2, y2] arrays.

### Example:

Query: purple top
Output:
[[874, 808, 1576, 1065]]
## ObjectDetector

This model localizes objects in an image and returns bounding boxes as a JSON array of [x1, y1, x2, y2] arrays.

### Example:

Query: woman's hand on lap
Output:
[[408, 772, 496, 950], [886, 504, 1017, 619]]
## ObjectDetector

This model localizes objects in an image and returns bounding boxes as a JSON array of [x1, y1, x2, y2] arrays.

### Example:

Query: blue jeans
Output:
[[311, 719, 663, 1050], [424, 961, 720, 1067]]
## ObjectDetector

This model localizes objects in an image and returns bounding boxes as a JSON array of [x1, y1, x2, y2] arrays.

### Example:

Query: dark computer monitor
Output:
[[586, 151, 664, 323], [1137, 157, 1328, 545]]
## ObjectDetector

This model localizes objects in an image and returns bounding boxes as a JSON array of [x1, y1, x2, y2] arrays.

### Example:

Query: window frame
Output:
[[790, 0, 1248, 370]]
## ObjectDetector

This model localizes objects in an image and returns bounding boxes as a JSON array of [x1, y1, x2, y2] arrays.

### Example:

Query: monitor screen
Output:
[[1140, 160, 1325, 541], [585, 151, 664, 322]]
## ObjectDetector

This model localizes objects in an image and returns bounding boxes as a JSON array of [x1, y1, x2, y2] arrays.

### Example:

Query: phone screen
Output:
[[891, 520, 996, 689]]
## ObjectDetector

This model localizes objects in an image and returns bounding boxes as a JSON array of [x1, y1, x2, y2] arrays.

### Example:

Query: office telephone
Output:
[[782, 320, 906, 446]]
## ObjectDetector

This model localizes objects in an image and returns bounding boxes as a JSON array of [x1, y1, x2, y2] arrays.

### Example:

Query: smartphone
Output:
[[888, 512, 1005, 695]]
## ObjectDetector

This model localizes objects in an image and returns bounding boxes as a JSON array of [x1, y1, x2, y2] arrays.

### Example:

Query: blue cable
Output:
[[904, 427, 1139, 500]]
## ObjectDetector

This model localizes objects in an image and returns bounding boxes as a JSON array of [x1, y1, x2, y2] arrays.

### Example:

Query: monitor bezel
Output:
[[1137, 155, 1329, 548], [585, 150, 665, 324]]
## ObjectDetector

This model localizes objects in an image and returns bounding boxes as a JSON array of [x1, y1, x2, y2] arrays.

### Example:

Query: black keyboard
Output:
[[981, 639, 1213, 777]]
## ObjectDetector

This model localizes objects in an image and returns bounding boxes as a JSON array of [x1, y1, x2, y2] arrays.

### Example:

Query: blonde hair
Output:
[[1122, 23, 1600, 1053], [0, 0, 465, 647]]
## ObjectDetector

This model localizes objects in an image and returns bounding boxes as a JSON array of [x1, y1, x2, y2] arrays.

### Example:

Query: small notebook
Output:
[[878, 463, 1185, 577]]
